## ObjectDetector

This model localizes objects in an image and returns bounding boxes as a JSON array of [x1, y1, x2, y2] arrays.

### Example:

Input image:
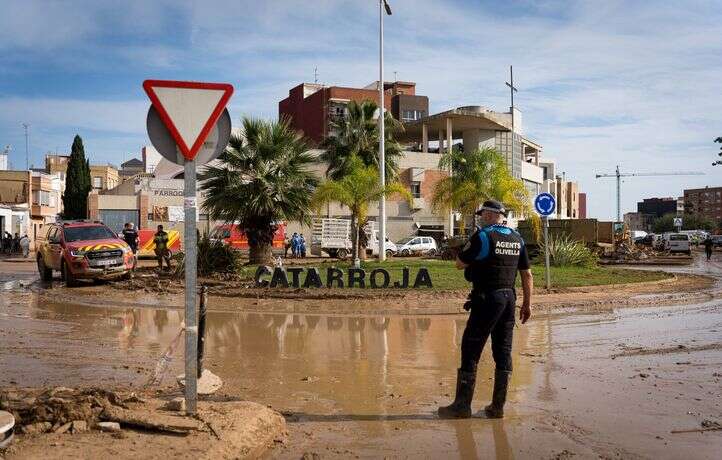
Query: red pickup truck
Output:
[[36, 220, 134, 286]]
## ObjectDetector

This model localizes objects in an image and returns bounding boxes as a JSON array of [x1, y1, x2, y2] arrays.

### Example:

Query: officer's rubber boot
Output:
[[484, 370, 511, 418], [438, 368, 476, 419]]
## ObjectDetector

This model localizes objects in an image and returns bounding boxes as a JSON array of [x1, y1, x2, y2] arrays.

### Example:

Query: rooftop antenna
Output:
[[394, 71, 397, 81], [314, 67, 318, 84]]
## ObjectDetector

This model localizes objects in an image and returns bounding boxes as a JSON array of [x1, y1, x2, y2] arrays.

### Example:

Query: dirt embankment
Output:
[[37, 266, 716, 316]]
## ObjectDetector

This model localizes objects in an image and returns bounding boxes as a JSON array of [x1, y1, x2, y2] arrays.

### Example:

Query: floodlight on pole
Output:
[[378, 0, 392, 262]]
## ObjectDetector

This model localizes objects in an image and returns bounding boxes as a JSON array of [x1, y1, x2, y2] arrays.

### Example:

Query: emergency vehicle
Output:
[[210, 223, 286, 251], [136, 229, 182, 258]]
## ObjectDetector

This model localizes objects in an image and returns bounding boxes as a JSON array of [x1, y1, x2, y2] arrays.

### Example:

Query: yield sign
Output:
[[143, 80, 234, 161]]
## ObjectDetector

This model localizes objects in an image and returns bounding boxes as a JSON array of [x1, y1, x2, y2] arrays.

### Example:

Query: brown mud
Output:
[[19, 261, 716, 316], [1, 256, 721, 458]]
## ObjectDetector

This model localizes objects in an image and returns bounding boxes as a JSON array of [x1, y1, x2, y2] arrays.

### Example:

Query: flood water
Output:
[[1, 285, 720, 458]]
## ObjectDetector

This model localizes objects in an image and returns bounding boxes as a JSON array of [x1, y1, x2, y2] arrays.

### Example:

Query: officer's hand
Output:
[[519, 304, 531, 324]]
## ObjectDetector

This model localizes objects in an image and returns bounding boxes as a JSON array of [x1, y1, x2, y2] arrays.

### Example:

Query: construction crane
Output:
[[595, 165, 704, 222]]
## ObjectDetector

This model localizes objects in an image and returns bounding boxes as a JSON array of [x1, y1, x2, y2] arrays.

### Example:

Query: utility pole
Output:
[[314, 67, 318, 84], [505, 66, 518, 177], [22, 123, 30, 170], [377, 0, 392, 262]]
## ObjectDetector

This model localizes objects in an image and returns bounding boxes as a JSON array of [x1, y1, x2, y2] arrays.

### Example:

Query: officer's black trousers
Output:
[[460, 288, 516, 373]]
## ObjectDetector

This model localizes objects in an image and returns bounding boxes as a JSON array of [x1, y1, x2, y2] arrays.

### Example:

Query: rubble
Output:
[[0, 387, 133, 435]]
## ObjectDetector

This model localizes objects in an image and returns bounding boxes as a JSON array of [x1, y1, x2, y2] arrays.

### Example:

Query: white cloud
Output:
[[2, 0, 721, 219]]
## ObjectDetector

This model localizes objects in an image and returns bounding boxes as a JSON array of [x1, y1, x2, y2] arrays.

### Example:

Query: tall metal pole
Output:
[[183, 158, 198, 414], [544, 216, 551, 290], [616, 165, 621, 222], [22, 123, 29, 170], [378, 0, 386, 261], [505, 66, 518, 176]]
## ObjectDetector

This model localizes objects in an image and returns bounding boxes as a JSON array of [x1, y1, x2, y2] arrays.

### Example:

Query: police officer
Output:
[[438, 199, 533, 419]]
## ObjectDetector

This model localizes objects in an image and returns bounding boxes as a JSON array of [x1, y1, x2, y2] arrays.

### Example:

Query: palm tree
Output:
[[432, 146, 540, 237], [321, 100, 404, 182], [313, 156, 412, 260], [200, 117, 319, 264]]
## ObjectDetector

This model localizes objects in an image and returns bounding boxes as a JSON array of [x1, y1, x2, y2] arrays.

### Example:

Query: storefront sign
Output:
[[255, 266, 433, 289]]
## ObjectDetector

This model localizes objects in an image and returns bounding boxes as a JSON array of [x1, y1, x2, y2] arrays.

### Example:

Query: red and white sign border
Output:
[[142, 79, 234, 161]]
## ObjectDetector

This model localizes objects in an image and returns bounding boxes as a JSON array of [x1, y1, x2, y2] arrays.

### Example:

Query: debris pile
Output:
[[0, 387, 202, 438], [0, 387, 132, 435]]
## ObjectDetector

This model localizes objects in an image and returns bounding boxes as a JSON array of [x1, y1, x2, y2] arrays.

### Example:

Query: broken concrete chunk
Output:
[[22, 422, 52, 434], [54, 421, 73, 434], [96, 422, 121, 432], [71, 420, 88, 433], [163, 397, 186, 412], [176, 369, 223, 395]]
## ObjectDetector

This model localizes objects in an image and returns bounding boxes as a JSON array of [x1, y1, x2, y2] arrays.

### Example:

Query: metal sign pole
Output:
[[183, 158, 198, 414], [544, 216, 551, 290]]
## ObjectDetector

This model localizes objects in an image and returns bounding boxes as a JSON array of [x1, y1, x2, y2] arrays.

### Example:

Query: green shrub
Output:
[[197, 234, 243, 276], [540, 234, 598, 267]]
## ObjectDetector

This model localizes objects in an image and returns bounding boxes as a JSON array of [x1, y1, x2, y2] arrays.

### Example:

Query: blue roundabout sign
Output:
[[534, 193, 556, 217]]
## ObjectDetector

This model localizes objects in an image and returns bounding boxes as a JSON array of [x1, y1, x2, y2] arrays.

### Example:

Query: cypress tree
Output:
[[62, 135, 92, 219]]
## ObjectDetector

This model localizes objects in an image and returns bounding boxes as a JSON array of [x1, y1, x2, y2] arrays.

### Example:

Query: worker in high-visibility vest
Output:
[[153, 225, 171, 270]]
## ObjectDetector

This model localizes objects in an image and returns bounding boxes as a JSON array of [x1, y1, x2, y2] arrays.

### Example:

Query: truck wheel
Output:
[[37, 256, 52, 281], [385, 249, 394, 258], [336, 248, 348, 259], [62, 260, 79, 287]]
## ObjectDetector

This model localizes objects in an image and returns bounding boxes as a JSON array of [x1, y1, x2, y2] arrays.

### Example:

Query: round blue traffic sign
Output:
[[534, 193, 556, 216]]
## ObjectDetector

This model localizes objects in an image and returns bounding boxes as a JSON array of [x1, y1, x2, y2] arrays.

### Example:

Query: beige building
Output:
[[0, 170, 62, 245], [45, 154, 119, 192]]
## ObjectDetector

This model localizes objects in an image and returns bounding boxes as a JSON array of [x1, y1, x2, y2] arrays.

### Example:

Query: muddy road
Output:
[[1, 257, 721, 458]]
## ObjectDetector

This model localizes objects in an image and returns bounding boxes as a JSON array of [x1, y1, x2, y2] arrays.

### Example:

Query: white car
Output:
[[665, 233, 691, 255], [396, 236, 438, 256], [367, 237, 398, 257]]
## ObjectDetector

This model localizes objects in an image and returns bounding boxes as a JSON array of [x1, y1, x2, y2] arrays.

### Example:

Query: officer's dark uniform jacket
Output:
[[459, 224, 530, 293]]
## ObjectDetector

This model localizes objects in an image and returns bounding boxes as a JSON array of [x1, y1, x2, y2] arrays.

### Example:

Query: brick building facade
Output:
[[684, 186, 722, 221], [279, 81, 428, 144]]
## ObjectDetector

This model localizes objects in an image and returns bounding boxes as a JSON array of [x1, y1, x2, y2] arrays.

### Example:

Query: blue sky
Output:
[[1, 0, 721, 220]]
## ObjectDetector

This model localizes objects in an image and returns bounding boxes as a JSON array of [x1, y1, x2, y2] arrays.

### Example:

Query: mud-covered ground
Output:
[[0, 255, 721, 458]]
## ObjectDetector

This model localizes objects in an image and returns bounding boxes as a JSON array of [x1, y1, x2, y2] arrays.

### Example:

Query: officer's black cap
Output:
[[475, 200, 507, 217]]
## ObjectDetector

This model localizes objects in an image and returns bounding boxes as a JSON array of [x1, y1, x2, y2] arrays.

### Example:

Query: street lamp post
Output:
[[378, 0, 392, 262], [22, 123, 30, 170]]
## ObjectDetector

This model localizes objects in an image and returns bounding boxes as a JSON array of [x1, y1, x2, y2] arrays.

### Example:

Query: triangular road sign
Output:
[[143, 80, 233, 161]]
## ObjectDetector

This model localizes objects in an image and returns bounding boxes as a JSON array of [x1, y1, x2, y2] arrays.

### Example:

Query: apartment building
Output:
[[279, 81, 429, 144], [45, 154, 119, 191], [0, 170, 62, 244], [683, 186, 722, 221]]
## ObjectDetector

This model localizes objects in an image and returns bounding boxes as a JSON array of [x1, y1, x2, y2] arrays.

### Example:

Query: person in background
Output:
[[19, 234, 30, 258], [291, 232, 299, 258], [299, 233, 307, 258], [12, 233, 20, 254], [153, 225, 171, 270], [703, 235, 714, 261], [284, 235, 292, 258], [122, 223, 139, 254]]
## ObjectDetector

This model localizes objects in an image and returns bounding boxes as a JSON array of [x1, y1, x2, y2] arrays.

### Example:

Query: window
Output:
[[410, 181, 421, 198], [33, 190, 52, 206], [401, 110, 425, 122], [93, 177, 102, 188]]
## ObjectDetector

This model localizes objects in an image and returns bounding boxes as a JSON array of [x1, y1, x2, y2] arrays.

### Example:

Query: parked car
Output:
[[634, 233, 656, 247], [396, 236, 438, 256], [367, 235, 397, 257], [36, 220, 134, 286], [664, 233, 691, 255], [711, 235, 722, 248]]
